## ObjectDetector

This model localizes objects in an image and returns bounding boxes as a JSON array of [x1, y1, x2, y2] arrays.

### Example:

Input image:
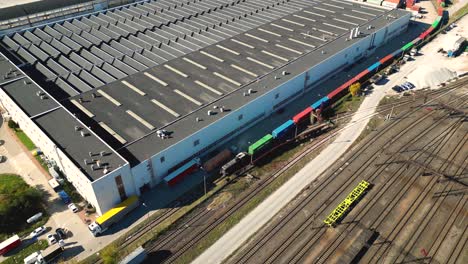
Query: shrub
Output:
[[7, 119, 18, 129]]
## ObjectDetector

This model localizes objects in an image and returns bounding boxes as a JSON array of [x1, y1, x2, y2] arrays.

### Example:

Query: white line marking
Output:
[[275, 44, 302, 55], [99, 122, 127, 144], [200, 50, 224, 62], [213, 72, 242, 86], [231, 64, 258, 77], [71, 99, 94, 118], [174, 89, 203, 106], [247, 57, 274, 69], [303, 10, 325, 17], [270, 23, 294, 32], [121, 80, 146, 96], [244, 33, 269, 43], [292, 14, 316, 22], [183, 58, 207, 69], [314, 6, 335, 13], [164, 64, 188, 78], [288, 38, 316, 48], [195, 80, 223, 95], [144, 72, 168, 87], [97, 90, 121, 106], [231, 39, 255, 49], [258, 28, 281, 37], [261, 50, 289, 62], [216, 45, 240, 55], [151, 99, 180, 117], [126, 110, 154, 130], [281, 18, 305, 27]]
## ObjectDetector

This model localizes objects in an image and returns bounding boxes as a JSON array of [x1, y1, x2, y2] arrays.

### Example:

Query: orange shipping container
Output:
[[203, 149, 233, 172]]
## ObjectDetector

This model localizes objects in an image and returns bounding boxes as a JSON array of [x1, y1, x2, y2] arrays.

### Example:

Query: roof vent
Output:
[[213, 105, 218, 109], [36, 91, 44, 97], [40, 95, 46, 100], [220, 107, 225, 112], [91, 164, 95, 171], [321, 50, 326, 54], [96, 160, 101, 167], [80, 131, 86, 137], [274, 76, 280, 80], [78, 97, 84, 103], [103, 166, 109, 174], [89, 151, 93, 157], [196, 117, 201, 122], [207, 110, 214, 116], [243, 92, 247, 96], [83, 159, 88, 165], [92, 93, 97, 98], [100, 151, 106, 157], [247, 89, 253, 94], [74, 126, 81, 131], [282, 71, 288, 76]]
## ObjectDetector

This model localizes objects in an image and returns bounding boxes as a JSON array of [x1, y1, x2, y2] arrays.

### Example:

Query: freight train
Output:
[[167, 15, 444, 183]]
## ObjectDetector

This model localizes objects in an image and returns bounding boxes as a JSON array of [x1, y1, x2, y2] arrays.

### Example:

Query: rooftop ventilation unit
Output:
[[100, 151, 106, 157], [196, 117, 201, 122], [207, 110, 214, 116], [103, 166, 108, 174], [91, 164, 95, 171], [92, 93, 97, 98], [213, 105, 218, 109], [247, 89, 253, 94], [220, 107, 225, 112], [89, 151, 93, 157], [274, 76, 280, 80], [74, 126, 81, 131], [80, 131, 86, 137], [282, 71, 288, 76]]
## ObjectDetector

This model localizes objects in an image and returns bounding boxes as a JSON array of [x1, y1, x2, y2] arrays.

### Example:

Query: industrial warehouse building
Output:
[[0, 0, 410, 215]]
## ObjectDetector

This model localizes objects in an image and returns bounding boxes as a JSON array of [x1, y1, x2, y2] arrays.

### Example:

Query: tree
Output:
[[7, 120, 18, 129], [100, 245, 119, 264], [0, 174, 43, 233], [349, 82, 361, 97]]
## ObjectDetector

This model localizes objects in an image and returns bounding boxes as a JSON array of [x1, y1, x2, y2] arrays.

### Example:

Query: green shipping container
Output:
[[248, 134, 273, 155], [401, 42, 413, 51]]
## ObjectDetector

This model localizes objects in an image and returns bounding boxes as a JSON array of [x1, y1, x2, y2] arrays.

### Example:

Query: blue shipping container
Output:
[[311, 97, 329, 110], [58, 190, 71, 204], [272, 120, 295, 138], [367, 62, 381, 72]]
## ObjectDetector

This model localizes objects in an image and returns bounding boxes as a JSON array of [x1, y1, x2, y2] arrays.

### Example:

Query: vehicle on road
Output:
[[55, 228, 66, 240], [68, 203, 78, 213], [48, 178, 60, 192], [57, 190, 71, 204], [46, 234, 56, 245], [29, 226, 46, 238], [24, 244, 64, 264], [0, 235, 21, 255], [88, 195, 139, 236], [392, 85, 403, 93], [410, 48, 418, 56]]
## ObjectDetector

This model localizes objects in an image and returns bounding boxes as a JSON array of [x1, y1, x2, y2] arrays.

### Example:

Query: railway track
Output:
[[144, 88, 463, 263], [314, 116, 467, 264], [91, 80, 466, 264], [228, 82, 467, 264]]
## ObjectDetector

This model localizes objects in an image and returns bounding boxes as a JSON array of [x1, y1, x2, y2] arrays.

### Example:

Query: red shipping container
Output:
[[293, 107, 312, 124], [438, 7, 444, 16]]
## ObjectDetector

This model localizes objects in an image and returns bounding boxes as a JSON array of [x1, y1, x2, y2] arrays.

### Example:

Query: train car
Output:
[[248, 134, 273, 156], [292, 106, 313, 125], [379, 54, 394, 67], [220, 152, 250, 176], [202, 149, 233, 173], [164, 158, 201, 186], [311, 97, 329, 110], [367, 61, 381, 73], [272, 120, 295, 139]]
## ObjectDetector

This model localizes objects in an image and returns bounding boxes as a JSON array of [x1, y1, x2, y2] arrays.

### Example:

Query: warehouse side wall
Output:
[[139, 13, 411, 183]]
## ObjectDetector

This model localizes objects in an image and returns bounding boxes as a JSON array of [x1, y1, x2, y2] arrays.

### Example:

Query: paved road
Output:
[[193, 15, 448, 264]]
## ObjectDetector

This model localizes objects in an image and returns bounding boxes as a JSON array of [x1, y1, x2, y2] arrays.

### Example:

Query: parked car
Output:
[[58, 191, 71, 204], [29, 226, 46, 238], [403, 82, 415, 89], [26, 212, 43, 224], [68, 203, 79, 213], [47, 234, 57, 245], [55, 228, 66, 240], [392, 85, 403, 93]]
